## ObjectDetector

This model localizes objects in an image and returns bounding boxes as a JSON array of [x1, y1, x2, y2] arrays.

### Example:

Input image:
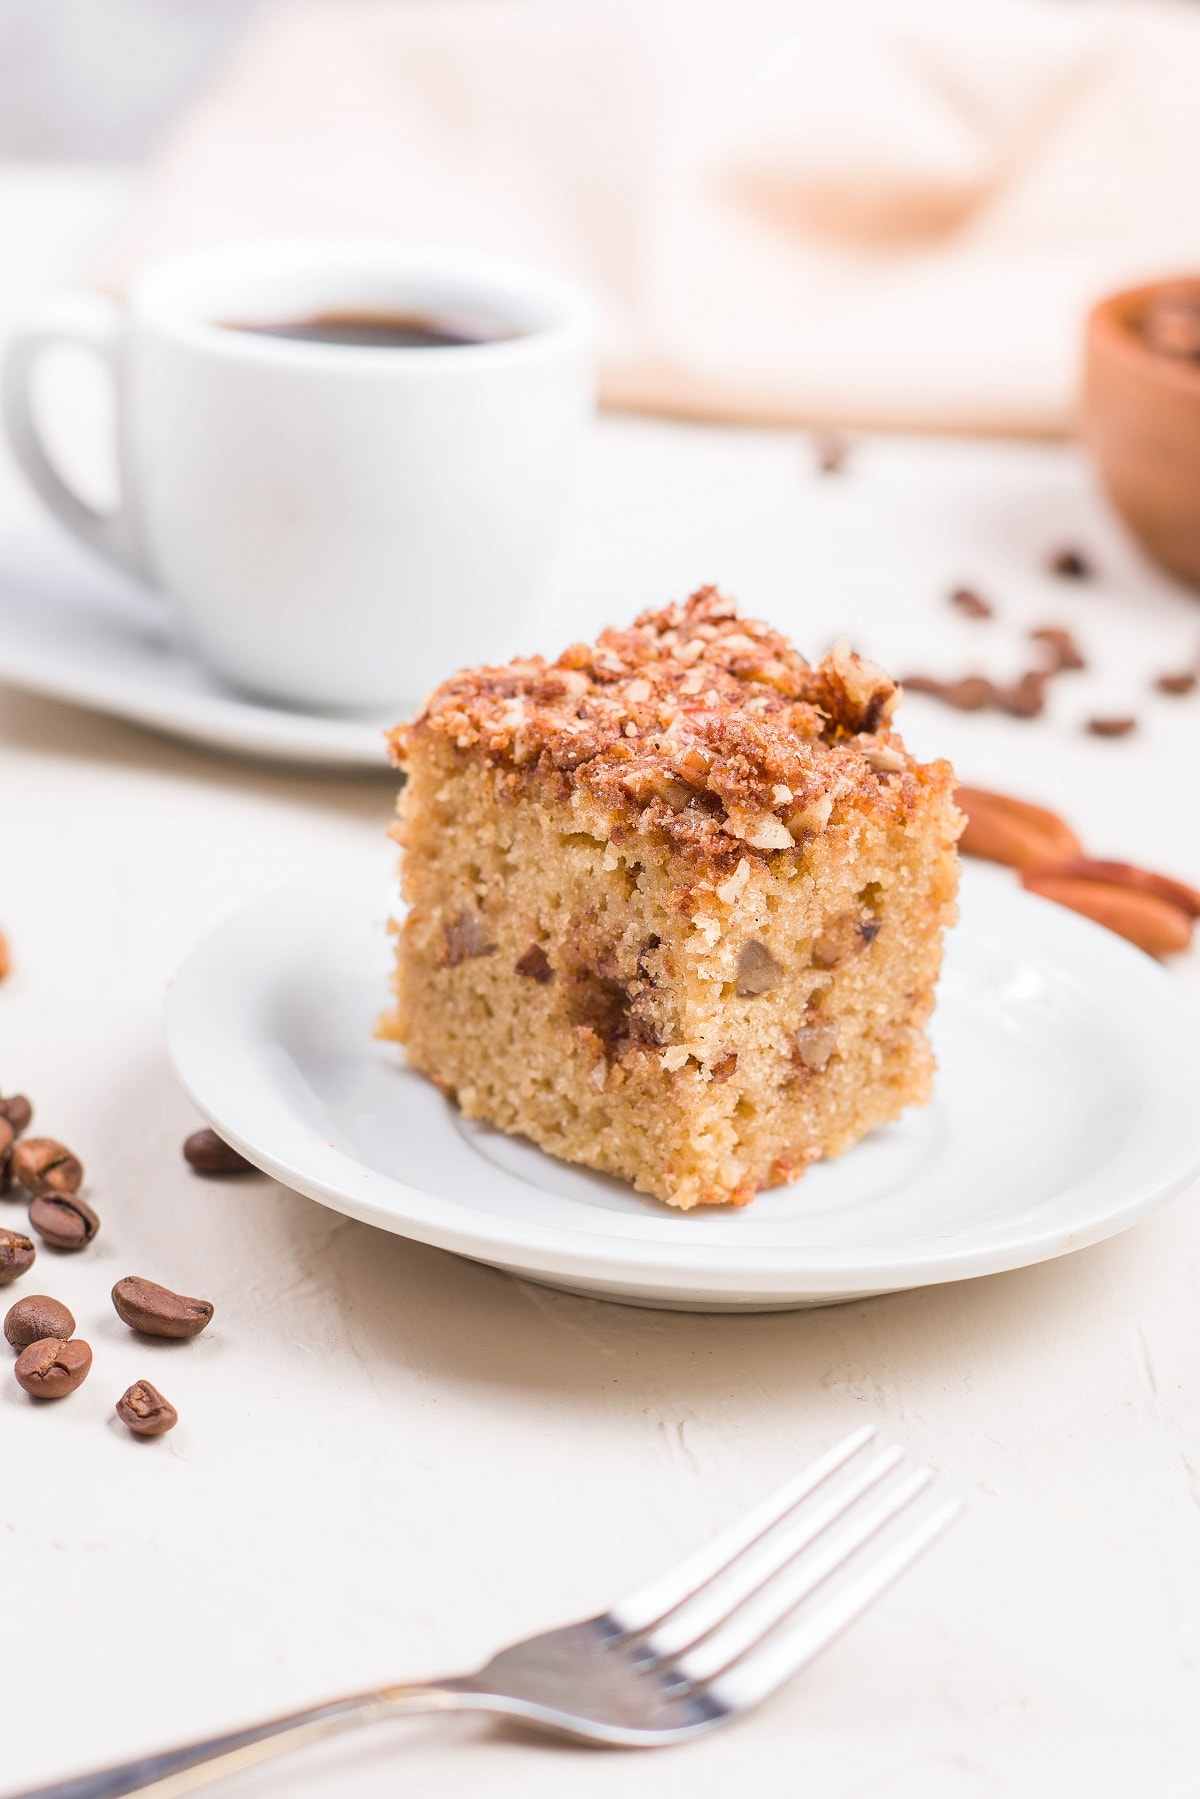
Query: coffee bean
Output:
[[949, 586, 992, 619], [14, 1336, 91, 1400], [112, 1276, 213, 1340], [12, 1137, 83, 1198], [1029, 626, 1086, 672], [1155, 671, 1197, 696], [813, 431, 849, 475], [1087, 715, 1137, 738], [28, 1192, 99, 1251], [0, 1117, 12, 1196], [903, 674, 998, 712], [1048, 547, 1092, 579], [5, 1294, 75, 1349], [0, 1228, 35, 1285], [183, 1129, 255, 1177], [0, 1095, 33, 1137], [996, 671, 1048, 718], [116, 1380, 178, 1438]]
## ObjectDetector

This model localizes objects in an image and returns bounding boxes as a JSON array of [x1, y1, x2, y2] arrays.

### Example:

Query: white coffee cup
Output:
[[2, 239, 595, 713]]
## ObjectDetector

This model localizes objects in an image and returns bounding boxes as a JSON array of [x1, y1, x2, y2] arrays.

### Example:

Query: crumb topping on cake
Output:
[[391, 588, 931, 872], [388, 586, 961, 1210]]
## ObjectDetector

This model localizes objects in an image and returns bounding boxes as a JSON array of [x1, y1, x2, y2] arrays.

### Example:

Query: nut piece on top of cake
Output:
[[382, 588, 962, 1211]]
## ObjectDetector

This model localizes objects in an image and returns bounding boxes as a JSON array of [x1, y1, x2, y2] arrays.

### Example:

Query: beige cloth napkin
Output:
[[100, 0, 1200, 434]]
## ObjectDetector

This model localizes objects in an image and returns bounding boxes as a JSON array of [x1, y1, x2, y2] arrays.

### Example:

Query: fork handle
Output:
[[6, 1684, 467, 1799]]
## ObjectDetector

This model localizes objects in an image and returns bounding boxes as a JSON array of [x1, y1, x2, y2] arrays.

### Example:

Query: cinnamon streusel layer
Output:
[[383, 588, 962, 1209]]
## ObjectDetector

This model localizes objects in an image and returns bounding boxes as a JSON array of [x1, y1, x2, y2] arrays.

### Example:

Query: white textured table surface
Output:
[[2, 170, 1200, 1799]]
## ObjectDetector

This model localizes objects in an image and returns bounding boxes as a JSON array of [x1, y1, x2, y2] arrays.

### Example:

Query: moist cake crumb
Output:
[[382, 588, 962, 1209]]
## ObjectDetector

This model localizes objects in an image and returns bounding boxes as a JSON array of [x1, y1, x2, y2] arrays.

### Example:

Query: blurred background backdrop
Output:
[[0, 0, 274, 159], [6, 0, 1200, 441]]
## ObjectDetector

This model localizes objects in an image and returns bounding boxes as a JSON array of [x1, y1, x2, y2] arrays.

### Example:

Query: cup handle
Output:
[[2, 290, 144, 577]]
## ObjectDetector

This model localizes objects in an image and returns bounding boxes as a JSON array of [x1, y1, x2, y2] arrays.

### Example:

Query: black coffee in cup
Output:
[[226, 310, 517, 349]]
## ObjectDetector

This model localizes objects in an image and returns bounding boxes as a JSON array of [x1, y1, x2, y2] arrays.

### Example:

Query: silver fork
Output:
[[10, 1427, 960, 1799]]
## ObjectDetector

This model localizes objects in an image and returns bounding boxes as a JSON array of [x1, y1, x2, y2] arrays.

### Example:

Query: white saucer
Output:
[[165, 854, 1200, 1312], [0, 528, 393, 768]]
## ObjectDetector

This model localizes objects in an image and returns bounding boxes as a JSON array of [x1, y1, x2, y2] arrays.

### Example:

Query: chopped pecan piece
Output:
[[792, 1018, 840, 1071], [441, 913, 497, 967], [515, 944, 553, 984], [736, 941, 784, 996]]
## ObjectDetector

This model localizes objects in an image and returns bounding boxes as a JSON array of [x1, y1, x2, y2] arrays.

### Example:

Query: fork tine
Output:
[[702, 1494, 963, 1712], [642, 1445, 905, 1661], [609, 1426, 874, 1637], [672, 1464, 932, 1682]]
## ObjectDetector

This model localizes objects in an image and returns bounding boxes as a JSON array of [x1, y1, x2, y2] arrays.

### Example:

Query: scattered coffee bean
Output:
[[4, 1294, 75, 1350], [0, 1094, 33, 1137], [0, 1117, 12, 1196], [903, 674, 998, 711], [0, 1228, 35, 1285], [183, 1128, 255, 1177], [28, 1192, 99, 1251], [112, 1275, 213, 1340], [946, 677, 1000, 710], [813, 431, 849, 475], [12, 1137, 83, 1198], [1087, 715, 1137, 737], [949, 587, 992, 619], [1048, 548, 1092, 579], [996, 671, 1048, 718], [1030, 626, 1086, 672], [116, 1380, 178, 1438], [1155, 670, 1197, 696], [14, 1336, 91, 1400]]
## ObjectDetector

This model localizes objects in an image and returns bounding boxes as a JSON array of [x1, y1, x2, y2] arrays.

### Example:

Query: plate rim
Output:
[[0, 634, 395, 768], [165, 854, 1200, 1305]]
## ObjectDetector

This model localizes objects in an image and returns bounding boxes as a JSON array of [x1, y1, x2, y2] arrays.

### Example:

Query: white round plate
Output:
[[166, 854, 1200, 1311], [0, 528, 392, 769]]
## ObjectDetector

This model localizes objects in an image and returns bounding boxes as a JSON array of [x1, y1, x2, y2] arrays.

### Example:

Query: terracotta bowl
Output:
[[1084, 278, 1200, 589]]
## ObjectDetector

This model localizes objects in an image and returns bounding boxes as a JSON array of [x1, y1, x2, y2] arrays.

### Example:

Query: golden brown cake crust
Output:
[[389, 588, 930, 880], [386, 588, 962, 1209]]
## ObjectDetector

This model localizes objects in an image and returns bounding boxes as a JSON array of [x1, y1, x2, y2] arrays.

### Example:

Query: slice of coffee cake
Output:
[[382, 589, 961, 1209]]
